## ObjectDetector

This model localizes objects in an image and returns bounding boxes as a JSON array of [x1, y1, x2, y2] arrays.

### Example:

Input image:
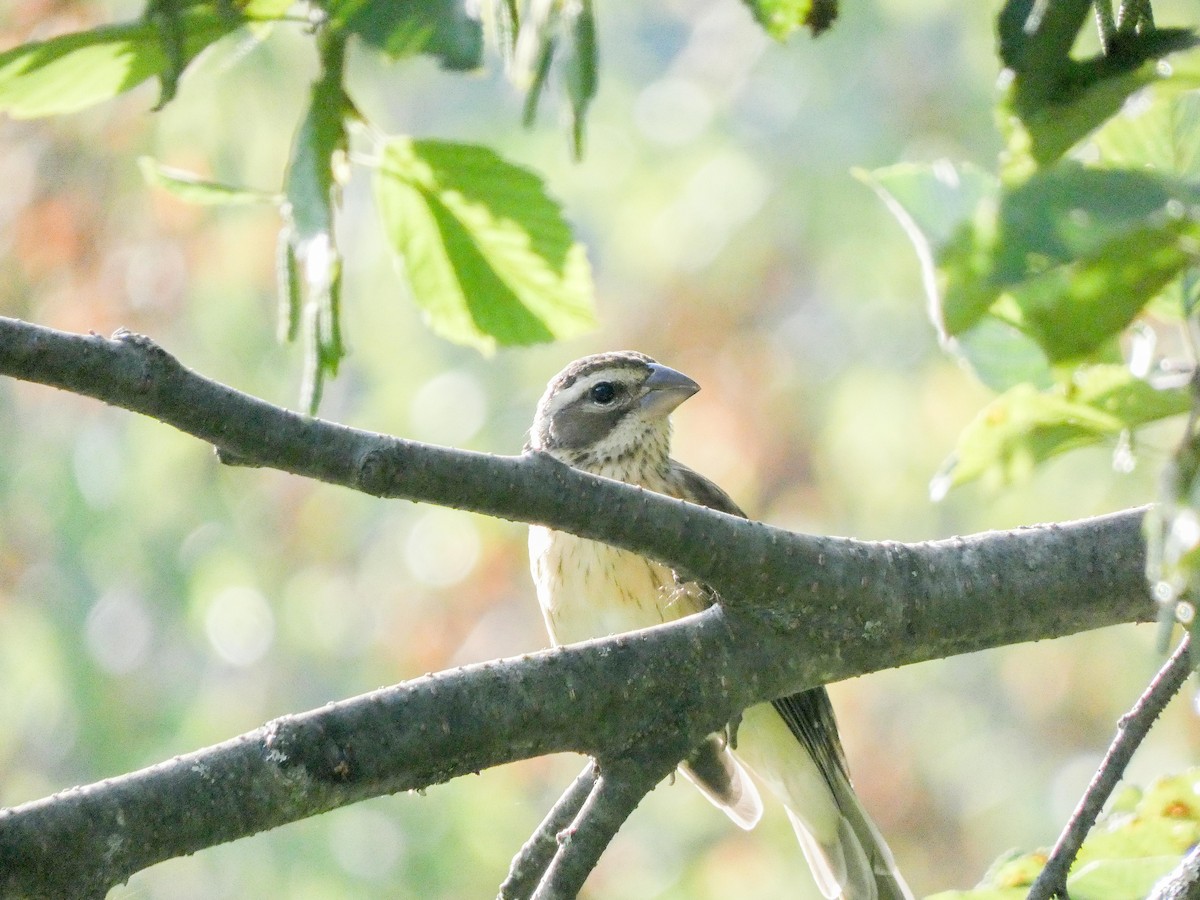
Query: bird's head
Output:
[[528, 351, 700, 472]]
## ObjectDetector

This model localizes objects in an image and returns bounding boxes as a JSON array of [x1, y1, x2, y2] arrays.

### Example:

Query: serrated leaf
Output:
[[936, 366, 1191, 490], [857, 161, 997, 335], [937, 164, 1200, 361], [327, 0, 482, 70], [374, 137, 595, 351], [0, 11, 240, 118], [138, 157, 278, 205], [741, 0, 838, 40], [1090, 90, 1200, 179], [1003, 28, 1199, 168]]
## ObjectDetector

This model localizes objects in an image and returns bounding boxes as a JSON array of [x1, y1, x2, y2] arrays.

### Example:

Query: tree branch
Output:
[[1149, 841, 1200, 900], [0, 316, 1159, 896], [1027, 634, 1196, 900], [500, 763, 598, 900], [532, 756, 674, 900], [0, 317, 1154, 664]]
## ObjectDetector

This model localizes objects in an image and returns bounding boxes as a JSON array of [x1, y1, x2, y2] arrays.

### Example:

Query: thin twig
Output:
[[530, 757, 671, 899], [499, 762, 599, 900], [1027, 634, 1195, 900]]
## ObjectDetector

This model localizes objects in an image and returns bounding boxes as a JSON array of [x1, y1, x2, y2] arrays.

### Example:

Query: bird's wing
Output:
[[678, 734, 763, 829], [664, 460, 747, 518], [667, 460, 915, 900], [665, 459, 852, 788]]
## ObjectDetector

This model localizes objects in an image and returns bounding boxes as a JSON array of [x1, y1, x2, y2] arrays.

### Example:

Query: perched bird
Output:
[[527, 351, 911, 900]]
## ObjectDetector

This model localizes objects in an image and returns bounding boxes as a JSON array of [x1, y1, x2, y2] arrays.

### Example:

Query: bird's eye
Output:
[[589, 382, 617, 405]]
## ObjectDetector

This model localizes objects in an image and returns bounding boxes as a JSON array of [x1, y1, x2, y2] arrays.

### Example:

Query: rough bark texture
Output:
[[0, 317, 1157, 897]]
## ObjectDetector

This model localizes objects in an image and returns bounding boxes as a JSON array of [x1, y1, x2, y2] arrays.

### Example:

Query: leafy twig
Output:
[[1027, 633, 1195, 900]]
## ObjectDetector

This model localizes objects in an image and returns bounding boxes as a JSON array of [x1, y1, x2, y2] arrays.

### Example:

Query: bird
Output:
[[526, 350, 912, 900]]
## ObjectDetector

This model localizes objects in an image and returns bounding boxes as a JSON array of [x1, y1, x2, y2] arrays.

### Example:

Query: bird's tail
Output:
[[799, 767, 911, 900]]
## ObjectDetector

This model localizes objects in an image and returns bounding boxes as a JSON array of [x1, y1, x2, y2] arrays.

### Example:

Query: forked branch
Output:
[[531, 756, 675, 900], [500, 763, 599, 899]]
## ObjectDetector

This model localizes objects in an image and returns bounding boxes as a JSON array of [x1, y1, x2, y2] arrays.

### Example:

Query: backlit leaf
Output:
[[327, 0, 482, 69], [740, 0, 838, 39], [138, 157, 278, 206], [374, 137, 595, 351], [935, 366, 1190, 491], [0, 1, 287, 119]]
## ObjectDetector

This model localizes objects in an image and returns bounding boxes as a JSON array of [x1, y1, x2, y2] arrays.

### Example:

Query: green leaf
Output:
[[327, 0, 482, 69], [1090, 89, 1200, 179], [860, 162, 1056, 389], [856, 161, 997, 333], [996, 0, 1198, 170], [1077, 817, 1200, 862], [996, 0, 1036, 71], [1002, 30, 1199, 168], [740, 0, 838, 39], [1004, 63, 1160, 169], [938, 164, 1200, 361], [935, 365, 1191, 491], [284, 64, 348, 241], [1065, 856, 1182, 900], [999, 0, 1091, 110], [1000, 220, 1200, 361], [562, 0, 597, 160], [138, 157, 278, 205], [283, 35, 350, 412], [373, 137, 595, 351], [516, 4, 558, 129], [858, 161, 997, 249], [932, 770, 1200, 896], [276, 225, 301, 343], [952, 318, 1052, 393], [0, 11, 239, 118]]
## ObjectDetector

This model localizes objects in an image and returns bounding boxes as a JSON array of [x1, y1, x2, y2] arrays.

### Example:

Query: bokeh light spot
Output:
[[204, 586, 274, 667], [85, 587, 153, 674], [405, 508, 481, 588]]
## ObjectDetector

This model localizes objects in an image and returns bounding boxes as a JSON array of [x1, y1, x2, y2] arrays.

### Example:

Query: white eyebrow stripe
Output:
[[552, 370, 643, 411]]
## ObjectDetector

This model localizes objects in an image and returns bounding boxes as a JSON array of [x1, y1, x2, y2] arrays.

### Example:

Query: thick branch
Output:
[[0, 318, 1153, 658], [0, 529, 1153, 900], [0, 316, 1159, 895], [1150, 842, 1200, 900]]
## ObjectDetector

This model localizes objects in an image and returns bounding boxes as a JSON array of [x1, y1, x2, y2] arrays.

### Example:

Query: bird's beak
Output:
[[640, 363, 700, 417]]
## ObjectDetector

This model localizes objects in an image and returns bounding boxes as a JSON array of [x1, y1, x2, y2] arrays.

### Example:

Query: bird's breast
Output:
[[529, 526, 707, 646]]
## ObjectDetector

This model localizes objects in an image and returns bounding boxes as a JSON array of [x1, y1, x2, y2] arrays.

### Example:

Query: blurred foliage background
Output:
[[1, 0, 1198, 897]]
